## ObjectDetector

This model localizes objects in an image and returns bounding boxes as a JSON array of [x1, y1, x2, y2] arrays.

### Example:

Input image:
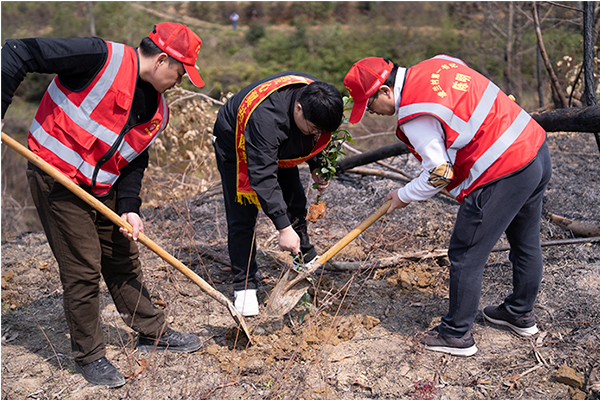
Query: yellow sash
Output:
[[235, 75, 332, 207]]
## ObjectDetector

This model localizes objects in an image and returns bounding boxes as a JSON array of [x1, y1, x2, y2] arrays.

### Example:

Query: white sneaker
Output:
[[234, 289, 259, 317]]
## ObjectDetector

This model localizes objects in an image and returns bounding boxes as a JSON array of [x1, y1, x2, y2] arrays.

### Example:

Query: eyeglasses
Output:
[[366, 96, 377, 114], [304, 118, 326, 135]]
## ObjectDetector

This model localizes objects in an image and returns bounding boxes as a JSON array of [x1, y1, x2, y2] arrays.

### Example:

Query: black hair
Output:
[[139, 37, 179, 65], [370, 58, 400, 100], [298, 81, 344, 133]]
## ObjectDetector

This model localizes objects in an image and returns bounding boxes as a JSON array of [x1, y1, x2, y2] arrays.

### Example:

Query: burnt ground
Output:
[[1, 130, 599, 400]]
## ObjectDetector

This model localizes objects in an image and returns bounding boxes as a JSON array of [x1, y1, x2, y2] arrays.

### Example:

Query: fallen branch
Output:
[[326, 249, 448, 272], [342, 167, 455, 200], [507, 364, 544, 391], [324, 237, 600, 271]]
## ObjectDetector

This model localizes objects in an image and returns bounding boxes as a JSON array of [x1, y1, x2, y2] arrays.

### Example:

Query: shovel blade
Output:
[[264, 262, 322, 317]]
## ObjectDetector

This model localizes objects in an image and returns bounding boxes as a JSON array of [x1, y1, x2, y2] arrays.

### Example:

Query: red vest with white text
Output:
[[28, 41, 168, 195], [396, 55, 546, 203]]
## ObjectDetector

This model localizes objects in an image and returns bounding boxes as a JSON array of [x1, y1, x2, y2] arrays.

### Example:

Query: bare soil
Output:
[[2, 130, 599, 400]]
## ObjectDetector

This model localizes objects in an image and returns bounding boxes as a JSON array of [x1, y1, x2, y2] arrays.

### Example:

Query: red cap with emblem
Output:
[[344, 57, 393, 124], [148, 22, 204, 87]]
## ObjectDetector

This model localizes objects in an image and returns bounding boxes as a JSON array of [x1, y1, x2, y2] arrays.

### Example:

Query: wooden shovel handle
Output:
[[1, 132, 225, 302], [316, 199, 391, 265]]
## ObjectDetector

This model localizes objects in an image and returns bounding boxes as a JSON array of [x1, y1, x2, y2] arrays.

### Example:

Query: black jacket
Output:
[[213, 71, 322, 229]]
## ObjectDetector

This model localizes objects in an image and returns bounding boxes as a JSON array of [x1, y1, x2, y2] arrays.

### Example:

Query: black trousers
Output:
[[213, 137, 316, 291], [27, 164, 166, 365], [439, 142, 552, 337]]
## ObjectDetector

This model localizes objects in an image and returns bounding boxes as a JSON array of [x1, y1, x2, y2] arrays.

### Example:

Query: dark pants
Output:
[[213, 137, 316, 291], [27, 164, 166, 365], [439, 142, 552, 337]]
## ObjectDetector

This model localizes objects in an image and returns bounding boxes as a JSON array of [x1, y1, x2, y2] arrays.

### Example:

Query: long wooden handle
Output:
[[316, 199, 391, 264], [1, 132, 226, 303]]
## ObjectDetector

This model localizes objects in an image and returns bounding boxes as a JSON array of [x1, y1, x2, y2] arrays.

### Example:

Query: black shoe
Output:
[[483, 304, 539, 336], [421, 327, 478, 357], [137, 328, 202, 353], [74, 357, 125, 388]]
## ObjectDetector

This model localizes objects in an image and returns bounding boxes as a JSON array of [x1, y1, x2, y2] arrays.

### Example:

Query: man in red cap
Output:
[[344, 56, 551, 356], [1, 23, 204, 387]]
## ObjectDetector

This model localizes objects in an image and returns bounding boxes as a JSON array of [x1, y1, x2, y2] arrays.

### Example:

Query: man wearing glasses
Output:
[[212, 72, 343, 316], [344, 56, 551, 356]]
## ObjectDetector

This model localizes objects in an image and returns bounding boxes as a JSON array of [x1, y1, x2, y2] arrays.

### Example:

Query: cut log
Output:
[[530, 105, 600, 133], [338, 142, 410, 171], [545, 212, 600, 237]]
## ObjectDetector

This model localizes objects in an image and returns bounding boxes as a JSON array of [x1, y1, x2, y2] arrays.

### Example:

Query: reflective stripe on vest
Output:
[[41, 43, 143, 164], [30, 118, 118, 185]]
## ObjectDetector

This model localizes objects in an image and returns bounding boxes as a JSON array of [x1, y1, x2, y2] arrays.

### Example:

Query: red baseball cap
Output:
[[344, 57, 393, 124], [148, 22, 204, 87]]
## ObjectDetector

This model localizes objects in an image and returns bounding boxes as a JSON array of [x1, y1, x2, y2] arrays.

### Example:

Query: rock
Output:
[[362, 315, 380, 330], [555, 366, 584, 389], [568, 387, 587, 400], [1, 271, 16, 289]]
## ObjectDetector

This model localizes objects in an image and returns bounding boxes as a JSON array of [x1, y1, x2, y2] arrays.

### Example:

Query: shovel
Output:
[[1, 132, 253, 344], [264, 199, 392, 317]]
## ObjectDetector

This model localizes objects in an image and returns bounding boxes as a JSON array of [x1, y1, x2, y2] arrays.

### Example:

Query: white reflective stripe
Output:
[[449, 109, 532, 197], [432, 55, 467, 66], [30, 119, 119, 186], [118, 139, 139, 162], [157, 94, 168, 132], [79, 42, 125, 116], [447, 82, 500, 162], [398, 81, 500, 163], [46, 43, 126, 147]]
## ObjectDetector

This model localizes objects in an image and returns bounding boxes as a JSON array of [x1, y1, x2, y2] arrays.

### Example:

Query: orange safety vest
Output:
[[235, 75, 332, 207], [28, 41, 168, 196], [396, 55, 546, 203]]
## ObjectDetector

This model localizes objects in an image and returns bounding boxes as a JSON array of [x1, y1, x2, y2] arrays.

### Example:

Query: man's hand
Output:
[[385, 189, 409, 214], [120, 212, 144, 241], [311, 170, 329, 191], [278, 225, 301, 255]]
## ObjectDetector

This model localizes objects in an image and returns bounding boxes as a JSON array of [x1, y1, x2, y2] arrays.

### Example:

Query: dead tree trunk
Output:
[[582, 1, 600, 151]]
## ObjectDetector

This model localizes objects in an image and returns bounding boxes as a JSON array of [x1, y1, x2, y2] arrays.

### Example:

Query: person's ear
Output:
[[156, 53, 169, 67], [380, 85, 393, 99]]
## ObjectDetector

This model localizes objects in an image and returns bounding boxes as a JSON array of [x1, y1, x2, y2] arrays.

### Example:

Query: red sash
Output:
[[235, 75, 332, 206]]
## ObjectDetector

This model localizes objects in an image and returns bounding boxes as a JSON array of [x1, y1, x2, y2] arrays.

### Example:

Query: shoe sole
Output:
[[74, 363, 126, 388], [239, 309, 259, 317], [425, 344, 478, 357], [483, 310, 539, 337], [137, 339, 202, 354]]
